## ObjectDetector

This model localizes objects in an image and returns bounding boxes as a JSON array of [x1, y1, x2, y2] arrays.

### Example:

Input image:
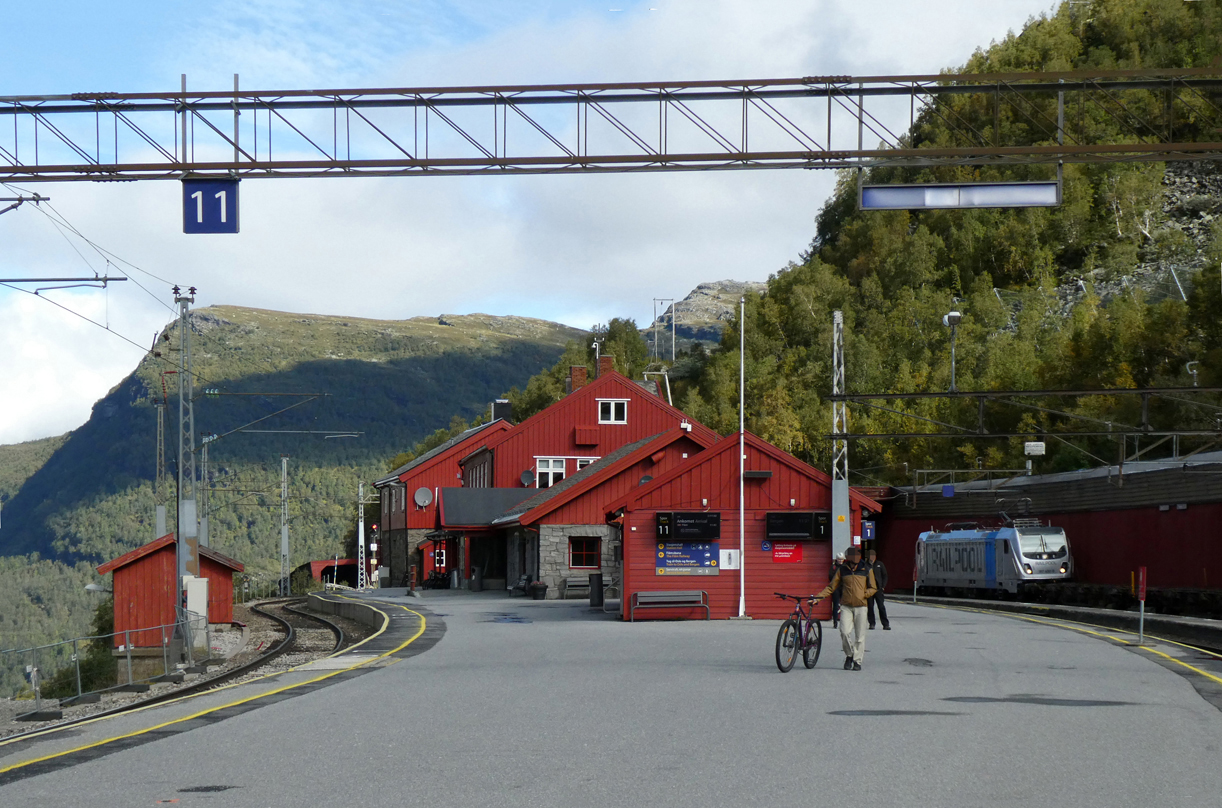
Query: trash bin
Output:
[[450, 569, 460, 590], [589, 572, 604, 608], [470, 568, 483, 592]]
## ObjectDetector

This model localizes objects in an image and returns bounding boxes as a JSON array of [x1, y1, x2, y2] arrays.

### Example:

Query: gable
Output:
[[476, 371, 719, 487], [615, 432, 882, 515]]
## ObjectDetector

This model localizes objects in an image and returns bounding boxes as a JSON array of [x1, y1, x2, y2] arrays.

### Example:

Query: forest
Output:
[[666, 0, 1222, 486]]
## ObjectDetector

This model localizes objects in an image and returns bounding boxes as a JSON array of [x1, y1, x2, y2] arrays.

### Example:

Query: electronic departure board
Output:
[[655, 512, 721, 540], [765, 512, 831, 540]]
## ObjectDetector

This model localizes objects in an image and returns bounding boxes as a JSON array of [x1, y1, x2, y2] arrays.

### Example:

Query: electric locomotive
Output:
[[916, 519, 1072, 595]]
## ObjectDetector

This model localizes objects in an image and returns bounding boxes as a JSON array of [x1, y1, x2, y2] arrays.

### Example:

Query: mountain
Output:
[[643, 280, 766, 358], [0, 305, 585, 568]]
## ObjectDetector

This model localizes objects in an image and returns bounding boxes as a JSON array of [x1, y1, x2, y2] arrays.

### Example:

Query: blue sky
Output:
[[1, 0, 1057, 444]]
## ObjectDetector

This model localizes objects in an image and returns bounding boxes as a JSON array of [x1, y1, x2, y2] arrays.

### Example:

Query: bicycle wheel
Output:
[[775, 619, 799, 672], [802, 620, 823, 668]]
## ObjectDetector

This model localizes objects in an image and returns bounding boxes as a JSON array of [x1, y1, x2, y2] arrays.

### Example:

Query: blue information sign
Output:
[[655, 541, 719, 576], [183, 179, 240, 234], [862, 521, 875, 542]]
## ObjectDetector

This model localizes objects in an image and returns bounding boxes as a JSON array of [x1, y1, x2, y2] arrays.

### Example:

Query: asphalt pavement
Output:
[[3, 591, 1221, 808]]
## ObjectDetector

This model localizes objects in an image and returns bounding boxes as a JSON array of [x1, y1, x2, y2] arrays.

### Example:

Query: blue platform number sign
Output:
[[862, 521, 875, 542], [183, 179, 240, 234]]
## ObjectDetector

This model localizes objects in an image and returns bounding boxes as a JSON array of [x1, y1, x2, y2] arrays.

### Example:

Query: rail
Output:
[[0, 598, 343, 725]]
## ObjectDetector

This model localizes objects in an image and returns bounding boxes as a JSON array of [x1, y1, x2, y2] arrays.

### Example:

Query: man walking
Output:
[[867, 549, 891, 630], [829, 551, 845, 628], [815, 546, 877, 671]]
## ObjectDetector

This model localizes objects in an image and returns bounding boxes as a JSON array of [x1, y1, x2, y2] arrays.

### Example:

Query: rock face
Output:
[[1047, 161, 1219, 317], [644, 279, 767, 356]]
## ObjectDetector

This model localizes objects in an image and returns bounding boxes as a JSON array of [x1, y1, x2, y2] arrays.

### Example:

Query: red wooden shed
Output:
[[611, 431, 882, 621], [97, 533, 245, 647]]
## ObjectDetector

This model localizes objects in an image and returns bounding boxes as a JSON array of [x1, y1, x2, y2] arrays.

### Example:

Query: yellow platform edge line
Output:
[[919, 601, 1222, 682], [0, 600, 425, 774]]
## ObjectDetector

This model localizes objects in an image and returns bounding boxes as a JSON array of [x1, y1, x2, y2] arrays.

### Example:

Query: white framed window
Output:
[[598, 399, 628, 424], [537, 458, 565, 489], [576, 458, 597, 471]]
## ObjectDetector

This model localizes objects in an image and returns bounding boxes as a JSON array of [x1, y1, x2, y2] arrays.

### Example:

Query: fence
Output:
[[0, 610, 209, 718]]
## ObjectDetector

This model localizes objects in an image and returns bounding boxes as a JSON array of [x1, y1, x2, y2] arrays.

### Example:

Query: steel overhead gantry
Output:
[[826, 386, 1222, 442], [4, 67, 1222, 182]]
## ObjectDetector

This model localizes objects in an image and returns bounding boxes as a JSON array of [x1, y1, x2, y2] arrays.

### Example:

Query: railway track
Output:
[[1, 597, 350, 740]]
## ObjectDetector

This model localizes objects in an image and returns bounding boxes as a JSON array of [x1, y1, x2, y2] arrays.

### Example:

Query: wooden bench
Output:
[[630, 590, 710, 622], [511, 575, 531, 596], [561, 576, 592, 599]]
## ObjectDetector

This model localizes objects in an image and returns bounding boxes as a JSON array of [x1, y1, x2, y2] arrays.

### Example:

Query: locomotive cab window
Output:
[[1018, 529, 1067, 559]]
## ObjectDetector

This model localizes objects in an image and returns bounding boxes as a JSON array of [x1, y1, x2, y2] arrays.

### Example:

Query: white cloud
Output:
[[0, 0, 1053, 445]]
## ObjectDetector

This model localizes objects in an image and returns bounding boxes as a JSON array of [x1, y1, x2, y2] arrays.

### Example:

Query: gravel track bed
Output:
[[0, 597, 371, 740]]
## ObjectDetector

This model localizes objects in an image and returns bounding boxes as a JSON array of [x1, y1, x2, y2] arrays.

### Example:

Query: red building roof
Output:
[[97, 533, 176, 575], [493, 427, 716, 528], [97, 534, 245, 575]]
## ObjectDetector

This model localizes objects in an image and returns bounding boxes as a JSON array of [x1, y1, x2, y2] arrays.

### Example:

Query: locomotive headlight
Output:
[[1024, 564, 1033, 575], [1059, 563, 1068, 574]]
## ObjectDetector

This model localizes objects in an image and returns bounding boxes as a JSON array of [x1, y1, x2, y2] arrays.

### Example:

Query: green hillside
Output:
[[0, 433, 67, 505], [0, 305, 584, 568], [674, 0, 1222, 482]]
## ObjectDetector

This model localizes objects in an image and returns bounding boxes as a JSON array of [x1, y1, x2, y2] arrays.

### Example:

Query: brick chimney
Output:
[[569, 365, 588, 393], [598, 355, 615, 378]]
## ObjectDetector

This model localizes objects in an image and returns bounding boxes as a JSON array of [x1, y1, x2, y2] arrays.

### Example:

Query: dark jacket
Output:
[[868, 559, 888, 590], [817, 559, 878, 608]]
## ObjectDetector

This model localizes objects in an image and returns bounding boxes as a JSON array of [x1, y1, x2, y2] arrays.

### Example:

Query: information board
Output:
[[183, 178, 240, 234], [765, 512, 830, 540], [656, 512, 720, 540], [771, 542, 803, 563], [655, 541, 720, 575]]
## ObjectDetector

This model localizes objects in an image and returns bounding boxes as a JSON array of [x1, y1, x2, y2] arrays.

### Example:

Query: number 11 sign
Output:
[[182, 178, 240, 234]]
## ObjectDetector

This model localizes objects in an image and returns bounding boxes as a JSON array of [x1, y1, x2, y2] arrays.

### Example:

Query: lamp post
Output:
[[942, 310, 962, 392]]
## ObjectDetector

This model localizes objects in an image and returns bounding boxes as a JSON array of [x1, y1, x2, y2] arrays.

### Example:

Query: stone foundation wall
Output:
[[537, 524, 620, 599]]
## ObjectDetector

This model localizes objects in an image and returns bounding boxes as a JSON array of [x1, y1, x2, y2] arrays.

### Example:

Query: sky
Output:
[[0, 0, 1057, 445]]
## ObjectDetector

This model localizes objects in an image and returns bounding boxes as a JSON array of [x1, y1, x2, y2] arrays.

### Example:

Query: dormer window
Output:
[[598, 399, 627, 424]]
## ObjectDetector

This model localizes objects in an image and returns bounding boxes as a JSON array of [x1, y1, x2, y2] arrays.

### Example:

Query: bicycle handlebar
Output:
[[774, 592, 821, 602]]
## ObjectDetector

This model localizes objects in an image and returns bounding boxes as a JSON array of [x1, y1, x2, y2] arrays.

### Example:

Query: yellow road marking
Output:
[[0, 598, 424, 774], [1, 595, 392, 748], [1138, 646, 1222, 686], [916, 601, 1222, 683]]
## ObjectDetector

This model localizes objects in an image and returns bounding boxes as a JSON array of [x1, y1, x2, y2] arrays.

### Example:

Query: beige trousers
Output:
[[839, 605, 868, 663]]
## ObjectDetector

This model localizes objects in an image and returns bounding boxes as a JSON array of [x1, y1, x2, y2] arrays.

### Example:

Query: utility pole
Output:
[[280, 455, 290, 596], [155, 401, 166, 538], [357, 481, 367, 590], [831, 310, 851, 558], [174, 286, 200, 588], [199, 435, 215, 548], [653, 298, 675, 362]]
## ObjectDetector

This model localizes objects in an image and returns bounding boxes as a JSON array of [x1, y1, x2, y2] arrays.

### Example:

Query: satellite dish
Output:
[[413, 487, 433, 507], [520, 470, 534, 486], [639, 475, 653, 486]]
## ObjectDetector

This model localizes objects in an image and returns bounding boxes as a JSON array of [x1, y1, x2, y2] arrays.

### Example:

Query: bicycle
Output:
[[773, 593, 824, 672]]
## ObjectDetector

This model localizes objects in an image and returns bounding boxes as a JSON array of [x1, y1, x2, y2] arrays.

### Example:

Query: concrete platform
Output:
[[2, 595, 1220, 807]]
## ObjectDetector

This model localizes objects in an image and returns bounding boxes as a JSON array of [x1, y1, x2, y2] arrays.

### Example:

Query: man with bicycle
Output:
[[814, 545, 877, 671]]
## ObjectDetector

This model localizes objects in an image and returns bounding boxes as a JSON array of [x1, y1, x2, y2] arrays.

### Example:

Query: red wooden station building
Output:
[[376, 360, 883, 618]]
